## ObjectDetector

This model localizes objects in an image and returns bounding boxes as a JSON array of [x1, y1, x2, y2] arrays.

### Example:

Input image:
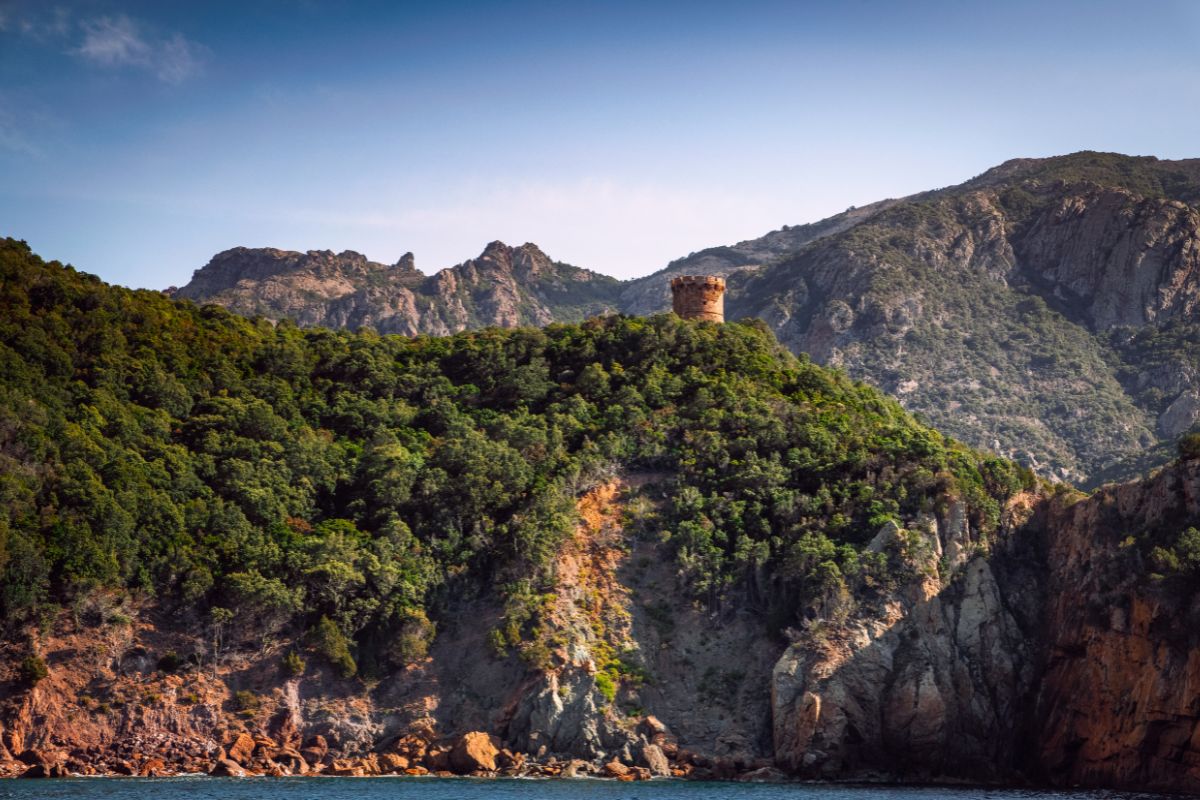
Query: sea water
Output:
[[0, 778, 1175, 800]]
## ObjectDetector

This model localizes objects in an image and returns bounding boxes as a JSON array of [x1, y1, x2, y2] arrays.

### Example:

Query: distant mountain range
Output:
[[170, 152, 1200, 485], [168, 241, 621, 335]]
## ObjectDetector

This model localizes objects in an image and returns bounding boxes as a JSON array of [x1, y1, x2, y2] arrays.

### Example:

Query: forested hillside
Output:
[[0, 238, 1028, 672], [7, 238, 1200, 791], [174, 153, 1200, 487]]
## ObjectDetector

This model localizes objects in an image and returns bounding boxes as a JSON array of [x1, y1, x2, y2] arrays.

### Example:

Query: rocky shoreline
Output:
[[1, 719, 791, 782], [3, 465, 1200, 792]]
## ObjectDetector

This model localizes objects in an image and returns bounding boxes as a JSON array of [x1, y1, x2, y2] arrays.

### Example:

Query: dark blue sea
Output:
[[0, 778, 1178, 800]]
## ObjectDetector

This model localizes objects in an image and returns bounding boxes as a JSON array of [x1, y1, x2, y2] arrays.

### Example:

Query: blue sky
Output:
[[2, 0, 1199, 288]]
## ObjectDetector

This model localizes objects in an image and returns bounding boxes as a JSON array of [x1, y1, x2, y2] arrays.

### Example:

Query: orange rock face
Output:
[[1035, 460, 1200, 792], [227, 733, 256, 765], [448, 731, 500, 774]]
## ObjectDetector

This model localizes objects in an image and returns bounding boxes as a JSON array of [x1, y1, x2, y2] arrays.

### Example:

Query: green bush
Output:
[[1179, 433, 1200, 461], [1152, 527, 1200, 578], [233, 690, 259, 712], [386, 611, 435, 666], [281, 650, 306, 677], [594, 671, 616, 703], [157, 651, 182, 673], [19, 655, 48, 685], [310, 616, 357, 678]]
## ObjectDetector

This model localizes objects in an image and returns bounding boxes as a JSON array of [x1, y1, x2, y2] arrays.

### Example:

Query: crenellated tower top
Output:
[[670, 275, 725, 323]]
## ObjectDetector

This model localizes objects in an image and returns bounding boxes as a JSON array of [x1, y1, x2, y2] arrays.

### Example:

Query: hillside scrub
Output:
[[0, 238, 1032, 671]]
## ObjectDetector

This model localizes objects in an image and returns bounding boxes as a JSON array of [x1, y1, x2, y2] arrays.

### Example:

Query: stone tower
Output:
[[670, 275, 725, 323]]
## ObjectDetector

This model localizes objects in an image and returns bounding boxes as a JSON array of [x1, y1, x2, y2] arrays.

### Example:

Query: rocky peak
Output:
[[170, 240, 622, 336], [474, 241, 553, 272], [172, 246, 403, 303]]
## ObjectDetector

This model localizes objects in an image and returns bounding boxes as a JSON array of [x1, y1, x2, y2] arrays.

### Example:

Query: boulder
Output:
[[275, 748, 309, 775], [602, 758, 630, 777], [209, 758, 248, 777], [448, 731, 500, 774], [329, 758, 365, 777], [637, 715, 669, 741], [227, 733, 256, 765], [138, 757, 167, 777], [424, 746, 450, 771], [379, 753, 409, 773], [16, 749, 62, 767], [738, 766, 789, 782], [299, 746, 326, 766], [393, 734, 428, 759], [638, 743, 670, 776]]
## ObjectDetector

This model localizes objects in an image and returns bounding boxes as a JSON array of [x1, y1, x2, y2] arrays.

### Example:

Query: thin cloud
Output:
[[73, 14, 206, 83], [77, 16, 151, 66], [3, 4, 71, 42], [156, 33, 205, 84]]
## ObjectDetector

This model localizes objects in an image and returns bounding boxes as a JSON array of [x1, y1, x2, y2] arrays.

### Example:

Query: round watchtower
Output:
[[670, 275, 725, 323]]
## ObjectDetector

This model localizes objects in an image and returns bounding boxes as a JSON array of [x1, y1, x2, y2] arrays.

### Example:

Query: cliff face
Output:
[[1034, 460, 1200, 791], [6, 460, 1200, 787], [170, 241, 622, 336], [767, 458, 1200, 792], [770, 495, 1046, 782], [1014, 187, 1200, 331]]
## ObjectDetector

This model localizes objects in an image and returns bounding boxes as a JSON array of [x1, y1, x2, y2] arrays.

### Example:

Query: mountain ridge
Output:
[[169, 240, 623, 337], [170, 151, 1200, 485]]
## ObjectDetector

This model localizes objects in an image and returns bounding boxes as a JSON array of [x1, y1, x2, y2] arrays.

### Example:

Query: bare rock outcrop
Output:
[[170, 241, 621, 336], [448, 731, 500, 774], [771, 499, 1044, 782], [1033, 460, 1200, 792]]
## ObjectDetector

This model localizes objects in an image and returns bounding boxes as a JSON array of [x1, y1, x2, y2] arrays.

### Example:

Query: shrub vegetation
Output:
[[0, 238, 1035, 670]]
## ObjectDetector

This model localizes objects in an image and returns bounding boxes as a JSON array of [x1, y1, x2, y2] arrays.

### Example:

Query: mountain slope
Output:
[[616, 198, 900, 315], [170, 241, 623, 336], [731, 152, 1200, 484]]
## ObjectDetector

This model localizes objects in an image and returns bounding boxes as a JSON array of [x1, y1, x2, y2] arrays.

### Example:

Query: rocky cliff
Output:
[[5, 457, 1200, 787], [169, 241, 622, 336], [768, 456, 1200, 792]]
